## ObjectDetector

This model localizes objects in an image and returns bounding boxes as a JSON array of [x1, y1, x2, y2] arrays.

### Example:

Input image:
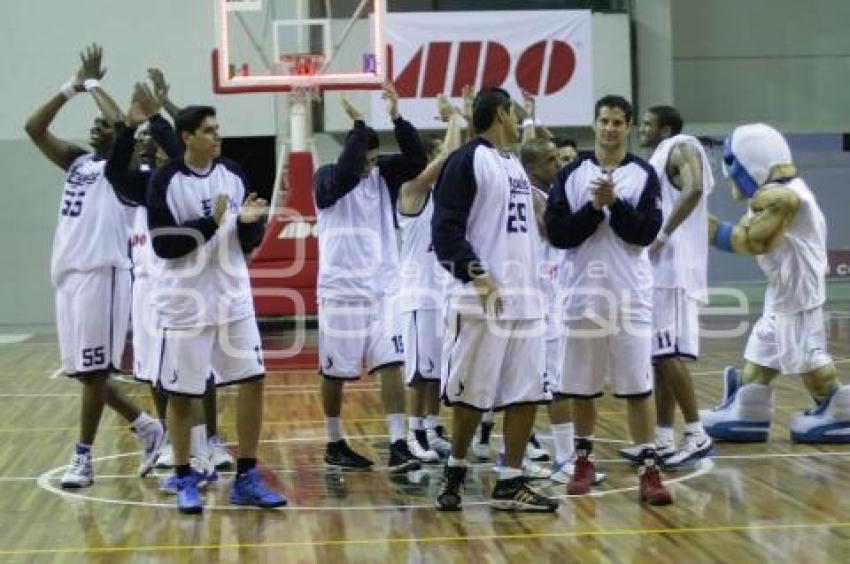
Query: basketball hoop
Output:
[[279, 53, 325, 103]]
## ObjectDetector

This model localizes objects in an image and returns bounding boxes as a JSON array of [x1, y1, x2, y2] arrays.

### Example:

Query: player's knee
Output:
[[803, 364, 838, 399], [742, 362, 778, 385]]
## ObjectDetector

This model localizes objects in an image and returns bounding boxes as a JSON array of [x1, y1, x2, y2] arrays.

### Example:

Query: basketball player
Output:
[[555, 138, 579, 167], [544, 95, 672, 505], [313, 83, 426, 473], [147, 105, 285, 513], [617, 105, 715, 467], [24, 45, 163, 488], [701, 123, 850, 443], [432, 87, 558, 512], [520, 137, 606, 485], [397, 95, 463, 462]]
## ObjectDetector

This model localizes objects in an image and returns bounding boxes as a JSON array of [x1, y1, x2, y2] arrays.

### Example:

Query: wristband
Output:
[[59, 78, 79, 100], [521, 118, 536, 128], [656, 230, 670, 244], [83, 78, 101, 92], [713, 221, 735, 252]]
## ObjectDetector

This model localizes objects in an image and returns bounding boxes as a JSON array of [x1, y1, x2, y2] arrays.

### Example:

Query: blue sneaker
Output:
[[699, 367, 773, 442], [174, 475, 203, 514], [230, 468, 287, 508], [790, 386, 850, 443], [159, 467, 217, 494]]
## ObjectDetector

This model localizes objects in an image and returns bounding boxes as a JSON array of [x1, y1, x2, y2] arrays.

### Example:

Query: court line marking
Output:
[[4, 515, 850, 556], [0, 333, 32, 345]]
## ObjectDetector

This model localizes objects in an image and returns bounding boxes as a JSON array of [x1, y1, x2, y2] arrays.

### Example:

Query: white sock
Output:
[[425, 415, 440, 430], [684, 421, 706, 436], [448, 455, 466, 467], [190, 424, 208, 460], [409, 416, 424, 432], [551, 422, 575, 463], [326, 416, 343, 443], [655, 426, 675, 444], [498, 467, 523, 481], [481, 410, 495, 424], [131, 411, 154, 431], [388, 413, 406, 443]]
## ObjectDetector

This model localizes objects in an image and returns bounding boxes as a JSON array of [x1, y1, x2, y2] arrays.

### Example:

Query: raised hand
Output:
[[461, 84, 474, 120], [521, 88, 535, 121], [76, 43, 106, 82], [382, 81, 400, 120], [147, 68, 170, 103], [213, 194, 229, 226], [341, 95, 364, 122], [238, 192, 268, 224], [436, 93, 454, 123], [126, 82, 162, 127]]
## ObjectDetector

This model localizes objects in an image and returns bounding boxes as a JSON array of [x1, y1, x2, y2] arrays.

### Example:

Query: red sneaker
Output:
[[567, 454, 595, 495], [639, 465, 673, 506]]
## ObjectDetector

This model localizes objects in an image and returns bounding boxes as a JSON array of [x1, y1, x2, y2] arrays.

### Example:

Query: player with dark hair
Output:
[[555, 137, 579, 166], [545, 94, 672, 505], [432, 87, 558, 512], [24, 44, 164, 488]]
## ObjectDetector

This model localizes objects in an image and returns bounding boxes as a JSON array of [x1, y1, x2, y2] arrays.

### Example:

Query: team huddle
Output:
[[28, 45, 847, 515]]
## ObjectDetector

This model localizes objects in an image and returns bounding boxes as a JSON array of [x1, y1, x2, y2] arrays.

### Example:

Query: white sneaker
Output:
[[472, 442, 491, 460], [664, 433, 714, 468], [549, 456, 606, 485], [493, 452, 551, 479], [61, 452, 93, 489], [426, 428, 452, 458], [407, 431, 440, 463], [156, 440, 174, 468], [208, 435, 235, 469], [617, 441, 676, 463], [525, 442, 550, 462], [134, 417, 165, 477]]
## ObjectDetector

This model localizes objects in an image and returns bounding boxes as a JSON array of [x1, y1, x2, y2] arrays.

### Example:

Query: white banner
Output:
[[371, 10, 593, 130]]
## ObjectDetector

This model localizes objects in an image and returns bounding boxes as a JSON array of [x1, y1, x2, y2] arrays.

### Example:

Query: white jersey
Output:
[[398, 194, 446, 311], [549, 153, 661, 322], [147, 158, 256, 328], [315, 166, 400, 299], [649, 134, 715, 302], [533, 186, 566, 312], [130, 206, 153, 279], [50, 154, 133, 285], [432, 138, 544, 320], [756, 177, 827, 314]]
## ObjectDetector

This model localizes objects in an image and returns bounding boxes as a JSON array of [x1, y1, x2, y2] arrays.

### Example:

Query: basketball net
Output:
[[280, 53, 325, 104]]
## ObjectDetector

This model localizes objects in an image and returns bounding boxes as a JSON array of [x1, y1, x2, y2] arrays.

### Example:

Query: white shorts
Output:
[[156, 316, 265, 397], [744, 307, 832, 375], [56, 268, 131, 376], [544, 311, 565, 393], [440, 312, 549, 411], [403, 309, 443, 384], [559, 317, 653, 398], [318, 296, 404, 379], [131, 275, 161, 384], [652, 288, 699, 361]]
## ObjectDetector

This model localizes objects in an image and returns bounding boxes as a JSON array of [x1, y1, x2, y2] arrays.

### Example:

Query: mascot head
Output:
[[723, 123, 792, 200]]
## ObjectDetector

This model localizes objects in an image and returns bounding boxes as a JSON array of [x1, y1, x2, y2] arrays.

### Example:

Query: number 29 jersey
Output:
[[432, 138, 544, 320], [51, 154, 133, 285]]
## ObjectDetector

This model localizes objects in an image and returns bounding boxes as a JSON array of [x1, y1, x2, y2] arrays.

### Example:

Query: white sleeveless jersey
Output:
[[130, 206, 153, 278], [148, 159, 255, 328], [534, 186, 566, 311], [316, 166, 400, 299], [398, 194, 446, 311], [51, 154, 132, 285], [756, 177, 827, 314], [438, 141, 544, 320], [649, 134, 715, 302]]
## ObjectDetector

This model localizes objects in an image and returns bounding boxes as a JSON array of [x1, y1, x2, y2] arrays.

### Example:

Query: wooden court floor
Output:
[[1, 313, 849, 563]]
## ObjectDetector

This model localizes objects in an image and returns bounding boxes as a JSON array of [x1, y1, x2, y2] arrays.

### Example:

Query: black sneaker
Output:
[[324, 439, 373, 470], [435, 465, 467, 511], [491, 476, 559, 512], [388, 439, 422, 474]]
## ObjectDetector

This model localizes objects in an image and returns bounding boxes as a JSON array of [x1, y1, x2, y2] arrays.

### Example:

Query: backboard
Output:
[[213, 0, 387, 94]]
